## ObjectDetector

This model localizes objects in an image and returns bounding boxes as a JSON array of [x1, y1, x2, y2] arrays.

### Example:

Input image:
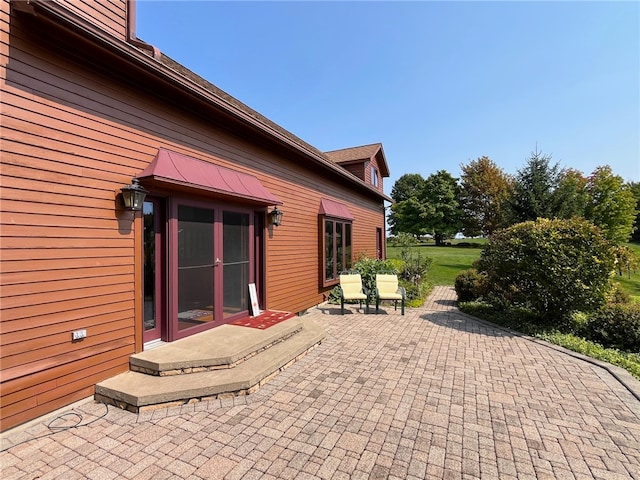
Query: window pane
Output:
[[336, 222, 343, 273], [223, 211, 250, 317], [177, 205, 214, 330], [345, 223, 352, 270], [143, 201, 156, 331], [325, 220, 334, 280]]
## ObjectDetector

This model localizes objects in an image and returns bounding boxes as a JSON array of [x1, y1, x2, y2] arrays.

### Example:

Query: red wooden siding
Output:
[[340, 163, 366, 182], [56, 0, 127, 40], [0, 3, 387, 431]]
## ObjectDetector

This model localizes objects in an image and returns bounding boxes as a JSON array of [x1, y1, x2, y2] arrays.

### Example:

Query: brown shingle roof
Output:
[[325, 143, 390, 177], [325, 143, 382, 163]]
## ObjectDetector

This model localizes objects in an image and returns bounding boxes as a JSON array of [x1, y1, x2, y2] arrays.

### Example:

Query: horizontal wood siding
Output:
[[1, 5, 386, 430], [341, 163, 366, 181], [1, 9, 139, 430], [56, 0, 127, 40]]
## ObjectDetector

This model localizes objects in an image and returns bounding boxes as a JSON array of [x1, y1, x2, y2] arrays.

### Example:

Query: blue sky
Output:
[[136, 0, 640, 196]]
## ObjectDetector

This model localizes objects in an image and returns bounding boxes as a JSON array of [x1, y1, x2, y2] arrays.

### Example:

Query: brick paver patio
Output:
[[2, 286, 639, 479]]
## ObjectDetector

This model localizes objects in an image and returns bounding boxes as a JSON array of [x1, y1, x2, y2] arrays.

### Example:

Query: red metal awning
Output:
[[319, 198, 353, 220], [137, 148, 282, 205]]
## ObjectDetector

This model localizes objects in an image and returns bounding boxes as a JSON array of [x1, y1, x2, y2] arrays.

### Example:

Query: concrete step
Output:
[[95, 318, 325, 412], [129, 318, 304, 376]]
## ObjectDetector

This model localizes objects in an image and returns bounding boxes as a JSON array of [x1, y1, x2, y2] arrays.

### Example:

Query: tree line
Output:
[[388, 148, 639, 245]]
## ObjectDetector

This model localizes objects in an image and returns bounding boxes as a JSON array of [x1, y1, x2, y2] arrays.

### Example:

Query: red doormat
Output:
[[229, 310, 296, 329]]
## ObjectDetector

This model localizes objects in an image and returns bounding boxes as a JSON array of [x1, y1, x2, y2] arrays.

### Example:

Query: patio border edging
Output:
[[454, 310, 640, 404]]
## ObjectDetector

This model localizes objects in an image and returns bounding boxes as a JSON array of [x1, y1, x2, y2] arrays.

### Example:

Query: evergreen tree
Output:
[[509, 148, 561, 223]]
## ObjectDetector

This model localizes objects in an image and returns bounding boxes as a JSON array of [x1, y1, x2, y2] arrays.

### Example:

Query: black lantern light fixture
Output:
[[269, 206, 283, 227], [120, 178, 148, 212]]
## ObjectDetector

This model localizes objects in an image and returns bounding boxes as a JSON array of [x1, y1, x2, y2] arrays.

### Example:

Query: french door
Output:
[[143, 198, 256, 343]]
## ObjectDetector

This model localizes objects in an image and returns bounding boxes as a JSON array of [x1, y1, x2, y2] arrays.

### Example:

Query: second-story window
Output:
[[371, 165, 379, 187]]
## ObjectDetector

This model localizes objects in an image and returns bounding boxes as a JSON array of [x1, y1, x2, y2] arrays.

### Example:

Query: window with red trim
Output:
[[322, 218, 352, 287]]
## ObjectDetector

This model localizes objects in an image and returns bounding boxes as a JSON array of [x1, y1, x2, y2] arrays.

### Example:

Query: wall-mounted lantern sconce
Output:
[[120, 178, 148, 212], [268, 206, 283, 227]]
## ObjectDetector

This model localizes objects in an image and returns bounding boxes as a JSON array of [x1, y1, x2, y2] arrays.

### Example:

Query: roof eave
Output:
[[14, 0, 390, 203]]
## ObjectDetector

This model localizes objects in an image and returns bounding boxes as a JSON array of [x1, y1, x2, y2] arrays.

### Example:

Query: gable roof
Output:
[[325, 143, 390, 177]]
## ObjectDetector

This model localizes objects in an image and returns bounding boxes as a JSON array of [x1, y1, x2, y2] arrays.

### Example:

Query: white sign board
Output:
[[249, 283, 261, 317]]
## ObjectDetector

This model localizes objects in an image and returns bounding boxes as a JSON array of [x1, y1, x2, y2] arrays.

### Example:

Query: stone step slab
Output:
[[95, 318, 325, 412]]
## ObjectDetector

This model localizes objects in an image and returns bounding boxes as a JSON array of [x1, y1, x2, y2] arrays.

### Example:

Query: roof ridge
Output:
[[324, 142, 382, 154]]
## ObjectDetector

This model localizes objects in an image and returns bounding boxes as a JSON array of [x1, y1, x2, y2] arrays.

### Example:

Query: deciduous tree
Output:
[[388, 173, 428, 238], [585, 166, 637, 243], [423, 170, 462, 245], [459, 156, 512, 236], [390, 173, 426, 202], [553, 168, 589, 219], [629, 181, 640, 242], [389, 196, 431, 239]]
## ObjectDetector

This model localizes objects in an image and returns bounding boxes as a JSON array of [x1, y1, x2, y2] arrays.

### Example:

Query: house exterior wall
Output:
[[337, 157, 385, 196], [0, 1, 388, 431], [57, 0, 128, 40], [340, 163, 365, 182], [367, 157, 385, 195]]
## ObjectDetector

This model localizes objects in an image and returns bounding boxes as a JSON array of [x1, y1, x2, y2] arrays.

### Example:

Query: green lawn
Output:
[[387, 242, 483, 286], [387, 240, 640, 297], [614, 242, 640, 301]]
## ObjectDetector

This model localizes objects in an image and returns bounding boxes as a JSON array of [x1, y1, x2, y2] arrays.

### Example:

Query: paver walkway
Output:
[[2, 287, 640, 479]]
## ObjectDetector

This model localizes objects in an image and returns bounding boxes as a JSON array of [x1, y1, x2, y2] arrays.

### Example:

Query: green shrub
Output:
[[327, 285, 342, 304], [477, 218, 616, 322], [392, 233, 432, 286], [455, 241, 484, 248], [537, 332, 640, 379], [386, 258, 405, 274], [347, 251, 433, 308], [459, 301, 542, 335], [582, 303, 640, 352], [454, 269, 487, 302], [400, 280, 421, 302], [353, 255, 398, 298], [608, 283, 631, 304]]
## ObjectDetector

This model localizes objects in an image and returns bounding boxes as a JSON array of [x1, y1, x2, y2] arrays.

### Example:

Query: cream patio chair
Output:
[[338, 271, 369, 315], [375, 273, 406, 315]]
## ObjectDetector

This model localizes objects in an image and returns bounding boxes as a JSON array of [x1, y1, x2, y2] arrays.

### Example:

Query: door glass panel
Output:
[[223, 211, 249, 317], [336, 222, 343, 273], [325, 220, 334, 281], [143, 201, 156, 332], [345, 224, 352, 269], [177, 205, 214, 330]]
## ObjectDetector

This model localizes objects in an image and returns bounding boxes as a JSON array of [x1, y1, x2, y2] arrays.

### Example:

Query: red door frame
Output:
[[143, 197, 165, 344], [167, 198, 257, 341]]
